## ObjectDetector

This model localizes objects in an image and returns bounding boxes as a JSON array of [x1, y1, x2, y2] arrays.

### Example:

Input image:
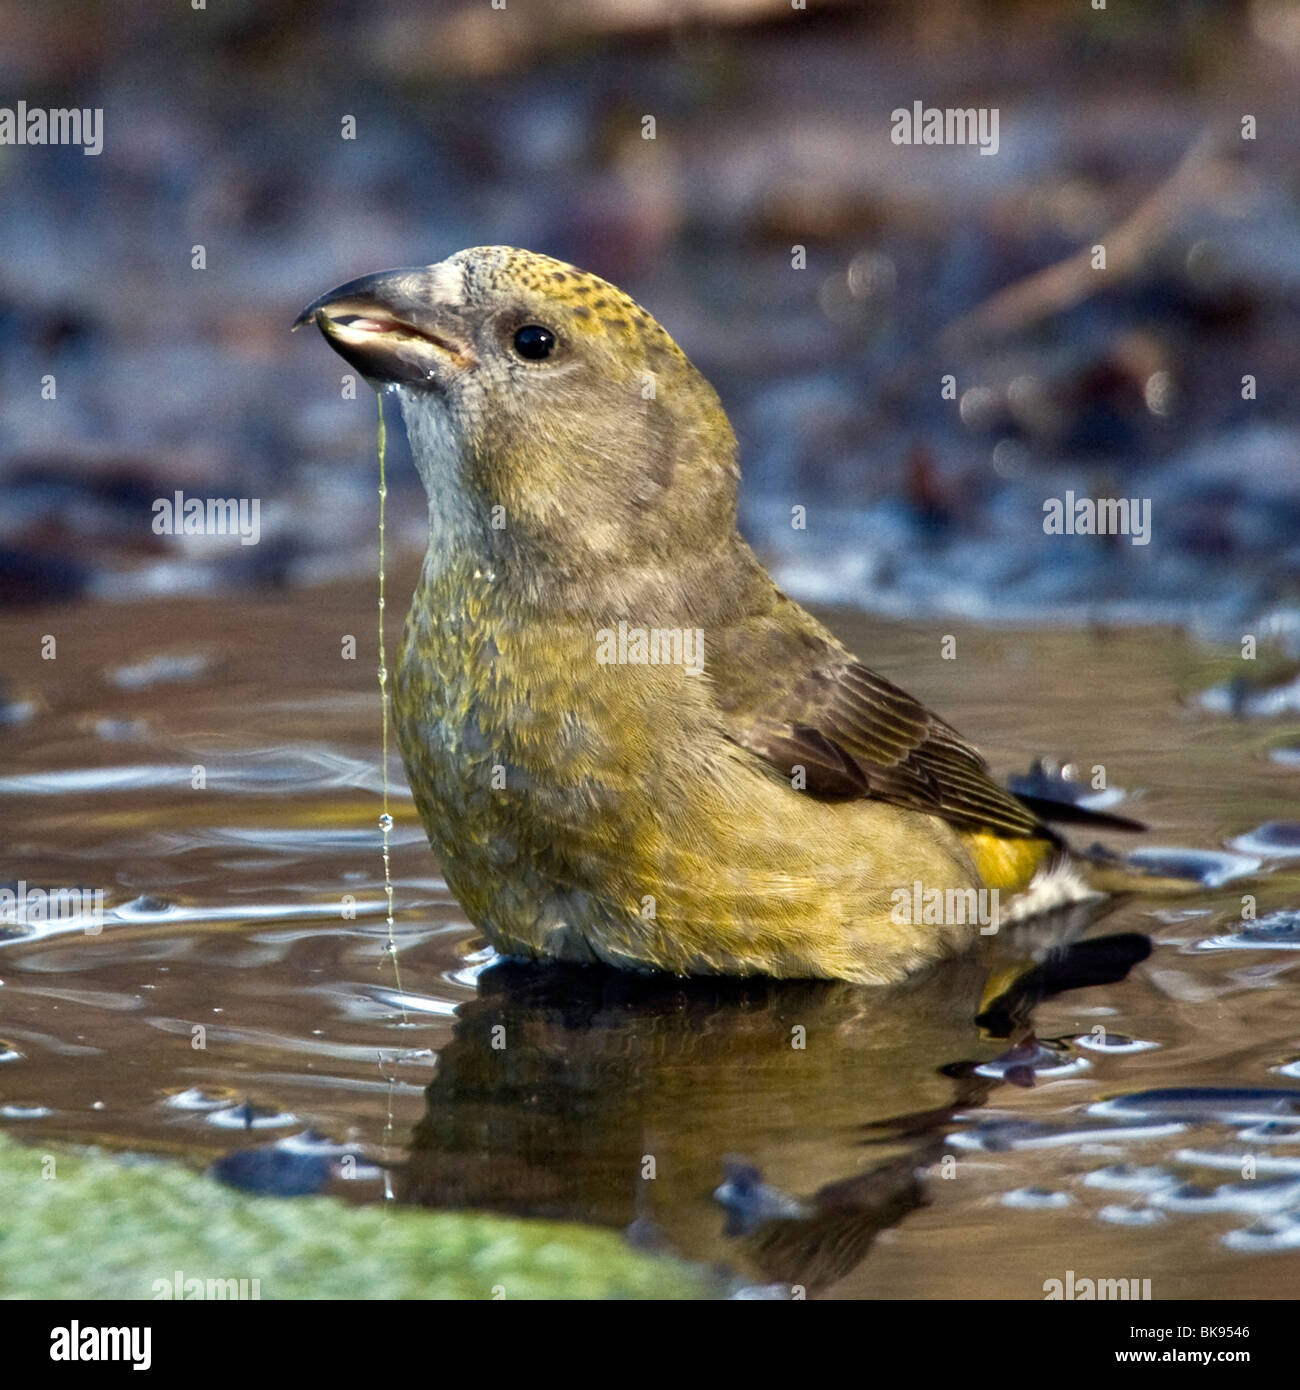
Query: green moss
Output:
[[0, 1132, 711, 1300]]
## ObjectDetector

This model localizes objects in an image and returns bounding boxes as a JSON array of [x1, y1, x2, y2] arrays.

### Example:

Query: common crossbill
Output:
[[297, 247, 1141, 984]]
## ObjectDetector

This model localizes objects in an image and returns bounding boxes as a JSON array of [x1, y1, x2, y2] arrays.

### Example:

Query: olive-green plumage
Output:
[[299, 247, 1090, 985]]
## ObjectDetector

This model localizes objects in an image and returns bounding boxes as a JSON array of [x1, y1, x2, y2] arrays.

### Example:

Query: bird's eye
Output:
[[512, 324, 557, 361]]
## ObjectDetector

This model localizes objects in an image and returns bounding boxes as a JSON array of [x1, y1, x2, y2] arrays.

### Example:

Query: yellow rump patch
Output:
[[960, 830, 1054, 893]]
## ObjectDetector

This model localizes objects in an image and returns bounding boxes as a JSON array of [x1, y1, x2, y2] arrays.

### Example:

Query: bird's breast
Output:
[[391, 553, 698, 922]]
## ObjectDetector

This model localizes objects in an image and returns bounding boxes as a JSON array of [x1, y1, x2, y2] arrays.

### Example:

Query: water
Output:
[[2, 575, 1298, 1297]]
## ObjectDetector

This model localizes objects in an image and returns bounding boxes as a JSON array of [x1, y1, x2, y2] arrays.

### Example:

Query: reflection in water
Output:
[[403, 918, 1152, 1293]]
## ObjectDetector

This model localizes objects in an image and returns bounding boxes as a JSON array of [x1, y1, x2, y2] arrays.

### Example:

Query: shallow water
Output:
[[2, 574, 1299, 1298]]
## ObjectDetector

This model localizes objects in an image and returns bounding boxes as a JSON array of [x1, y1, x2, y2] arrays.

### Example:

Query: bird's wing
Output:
[[709, 600, 1047, 839]]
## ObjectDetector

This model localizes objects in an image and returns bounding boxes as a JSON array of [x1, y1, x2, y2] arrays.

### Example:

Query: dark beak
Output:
[[293, 266, 475, 387]]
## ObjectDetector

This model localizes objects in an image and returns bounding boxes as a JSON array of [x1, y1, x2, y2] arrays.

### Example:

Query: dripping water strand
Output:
[[377, 392, 407, 1024], [377, 393, 408, 1199]]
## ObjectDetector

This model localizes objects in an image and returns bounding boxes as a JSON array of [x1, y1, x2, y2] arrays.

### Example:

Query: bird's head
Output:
[[296, 247, 739, 584]]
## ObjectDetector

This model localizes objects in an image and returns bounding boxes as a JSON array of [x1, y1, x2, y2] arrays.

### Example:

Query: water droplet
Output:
[[162, 1085, 241, 1112], [207, 1102, 298, 1131], [1230, 822, 1300, 859], [1075, 1031, 1159, 1054], [118, 894, 173, 918], [1123, 846, 1260, 888], [1084, 1164, 1177, 1193], [1223, 1217, 1300, 1252], [1237, 1120, 1300, 1143], [1002, 1187, 1073, 1209], [1196, 909, 1300, 952], [1090, 1087, 1300, 1125], [1, 1103, 52, 1120], [1099, 1204, 1166, 1226]]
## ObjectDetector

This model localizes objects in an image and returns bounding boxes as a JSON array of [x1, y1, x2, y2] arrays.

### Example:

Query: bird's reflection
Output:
[[400, 907, 1150, 1294]]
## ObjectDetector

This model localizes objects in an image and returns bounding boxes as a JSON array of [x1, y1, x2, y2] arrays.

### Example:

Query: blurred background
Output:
[[2, 0, 1299, 639], [5, 3, 1300, 1299]]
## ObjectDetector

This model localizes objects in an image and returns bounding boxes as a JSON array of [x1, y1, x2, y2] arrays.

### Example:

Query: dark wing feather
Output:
[[717, 642, 1047, 838]]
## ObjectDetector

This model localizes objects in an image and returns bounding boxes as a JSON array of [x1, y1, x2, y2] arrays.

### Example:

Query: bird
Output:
[[296, 246, 1148, 985]]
